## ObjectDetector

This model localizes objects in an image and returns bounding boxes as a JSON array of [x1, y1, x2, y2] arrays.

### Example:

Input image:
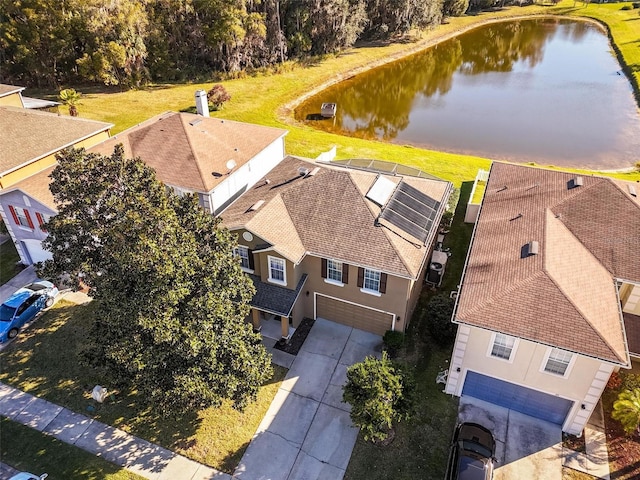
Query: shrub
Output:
[[207, 84, 231, 110], [383, 330, 405, 357], [612, 389, 640, 435], [607, 371, 623, 391], [621, 373, 640, 392], [425, 294, 456, 344], [343, 352, 415, 442]]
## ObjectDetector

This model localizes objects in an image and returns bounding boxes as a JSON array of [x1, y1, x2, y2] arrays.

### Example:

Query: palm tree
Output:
[[612, 389, 640, 435], [58, 88, 82, 117]]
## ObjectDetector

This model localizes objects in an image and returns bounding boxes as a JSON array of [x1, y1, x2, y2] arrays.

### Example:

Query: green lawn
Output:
[[40, 1, 640, 190], [0, 239, 22, 284], [0, 301, 286, 474], [0, 418, 145, 480]]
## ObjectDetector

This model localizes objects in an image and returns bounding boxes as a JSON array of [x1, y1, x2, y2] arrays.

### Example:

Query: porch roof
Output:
[[249, 274, 307, 317]]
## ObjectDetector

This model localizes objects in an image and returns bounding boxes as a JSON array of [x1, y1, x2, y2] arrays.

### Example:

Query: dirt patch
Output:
[[563, 432, 586, 454], [274, 317, 315, 356]]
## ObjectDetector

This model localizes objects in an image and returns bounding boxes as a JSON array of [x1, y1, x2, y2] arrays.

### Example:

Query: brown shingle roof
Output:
[[88, 112, 287, 192], [2, 166, 56, 210], [0, 106, 112, 175], [0, 84, 24, 97], [456, 162, 636, 364], [221, 156, 451, 278]]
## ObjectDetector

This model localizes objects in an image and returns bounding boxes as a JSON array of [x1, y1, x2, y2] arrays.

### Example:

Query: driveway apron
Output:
[[235, 319, 381, 480]]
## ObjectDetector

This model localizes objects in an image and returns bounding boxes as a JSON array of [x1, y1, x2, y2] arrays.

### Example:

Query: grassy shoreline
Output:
[[63, 1, 640, 187]]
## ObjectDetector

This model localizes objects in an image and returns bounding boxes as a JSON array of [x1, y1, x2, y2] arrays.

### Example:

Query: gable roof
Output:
[[456, 162, 639, 365], [0, 106, 112, 176], [0, 166, 56, 210], [0, 84, 24, 98], [221, 156, 451, 279], [88, 112, 287, 193]]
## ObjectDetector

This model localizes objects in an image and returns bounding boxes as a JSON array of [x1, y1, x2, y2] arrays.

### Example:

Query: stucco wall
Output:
[[0, 92, 24, 108]]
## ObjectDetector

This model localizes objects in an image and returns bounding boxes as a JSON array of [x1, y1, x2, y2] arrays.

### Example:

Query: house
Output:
[[88, 111, 288, 215], [0, 83, 60, 113], [444, 162, 640, 435], [0, 86, 113, 264], [219, 156, 452, 338]]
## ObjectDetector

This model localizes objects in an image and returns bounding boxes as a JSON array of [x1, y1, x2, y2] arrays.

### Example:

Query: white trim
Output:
[[540, 347, 577, 378], [486, 332, 519, 363], [267, 255, 287, 286], [360, 287, 382, 297], [324, 278, 344, 287], [313, 292, 396, 330], [241, 267, 255, 274]]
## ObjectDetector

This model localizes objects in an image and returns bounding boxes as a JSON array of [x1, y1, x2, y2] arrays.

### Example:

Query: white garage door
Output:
[[315, 294, 393, 336], [22, 239, 52, 264]]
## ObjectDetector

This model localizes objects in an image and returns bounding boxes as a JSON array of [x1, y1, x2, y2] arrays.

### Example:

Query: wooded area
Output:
[[0, 0, 473, 88]]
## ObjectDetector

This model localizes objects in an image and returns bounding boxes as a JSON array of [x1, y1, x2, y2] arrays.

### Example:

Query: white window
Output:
[[544, 348, 573, 376], [363, 269, 381, 292], [234, 245, 251, 270], [13, 207, 31, 228], [327, 260, 342, 283], [490, 334, 515, 360], [268, 256, 286, 285]]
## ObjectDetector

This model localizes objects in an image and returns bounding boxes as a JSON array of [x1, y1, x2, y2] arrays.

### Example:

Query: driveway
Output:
[[457, 396, 563, 480], [234, 319, 382, 480]]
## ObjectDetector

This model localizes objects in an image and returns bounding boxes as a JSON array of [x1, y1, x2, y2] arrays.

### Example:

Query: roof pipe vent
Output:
[[298, 166, 310, 177], [629, 185, 637, 197], [569, 176, 583, 189], [523, 241, 539, 258]]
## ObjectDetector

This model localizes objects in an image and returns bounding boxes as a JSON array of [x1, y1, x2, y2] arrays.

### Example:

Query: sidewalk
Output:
[[0, 383, 231, 480], [562, 401, 610, 479]]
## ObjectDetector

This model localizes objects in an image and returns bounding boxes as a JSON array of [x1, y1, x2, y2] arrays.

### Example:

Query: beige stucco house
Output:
[[0, 84, 112, 264], [220, 156, 452, 338], [445, 162, 640, 435]]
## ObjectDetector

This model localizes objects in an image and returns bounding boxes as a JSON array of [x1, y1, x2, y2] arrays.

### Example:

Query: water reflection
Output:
[[296, 19, 640, 169]]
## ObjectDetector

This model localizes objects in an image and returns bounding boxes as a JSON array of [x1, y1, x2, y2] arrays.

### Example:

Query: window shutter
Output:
[[8, 206, 19, 224], [321, 258, 327, 278], [24, 210, 34, 229], [342, 263, 349, 284], [379, 273, 387, 294], [36, 212, 46, 231], [357, 267, 364, 288], [248, 249, 255, 270]]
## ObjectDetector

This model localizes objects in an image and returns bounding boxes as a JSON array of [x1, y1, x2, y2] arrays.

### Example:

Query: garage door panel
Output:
[[462, 371, 573, 425], [316, 295, 391, 336]]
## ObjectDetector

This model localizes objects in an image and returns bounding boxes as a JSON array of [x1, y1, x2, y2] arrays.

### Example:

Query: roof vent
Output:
[[189, 119, 202, 126], [308, 167, 321, 176], [569, 176, 583, 189], [298, 166, 310, 177], [497, 185, 508, 192], [509, 213, 523, 222], [524, 241, 539, 257], [226, 159, 237, 173], [249, 200, 265, 212], [629, 185, 637, 197]]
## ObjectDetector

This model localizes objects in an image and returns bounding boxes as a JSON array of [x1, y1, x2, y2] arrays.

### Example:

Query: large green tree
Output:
[[39, 146, 272, 413]]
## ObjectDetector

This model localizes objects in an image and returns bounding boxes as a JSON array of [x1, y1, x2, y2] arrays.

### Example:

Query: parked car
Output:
[[446, 422, 496, 480], [0, 280, 58, 343], [9, 473, 47, 480]]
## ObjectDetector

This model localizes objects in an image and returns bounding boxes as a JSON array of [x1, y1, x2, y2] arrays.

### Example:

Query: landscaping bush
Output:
[[612, 388, 640, 435], [383, 330, 405, 357], [607, 371, 623, 391], [425, 294, 456, 344], [622, 373, 640, 392]]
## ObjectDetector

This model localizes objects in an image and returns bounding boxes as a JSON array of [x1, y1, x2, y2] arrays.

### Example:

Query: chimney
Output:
[[195, 90, 210, 117]]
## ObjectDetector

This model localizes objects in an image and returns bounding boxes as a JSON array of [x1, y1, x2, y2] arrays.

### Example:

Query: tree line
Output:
[[0, 0, 479, 88]]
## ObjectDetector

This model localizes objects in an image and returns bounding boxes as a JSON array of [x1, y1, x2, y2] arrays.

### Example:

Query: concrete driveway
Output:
[[458, 396, 563, 480], [234, 319, 382, 480]]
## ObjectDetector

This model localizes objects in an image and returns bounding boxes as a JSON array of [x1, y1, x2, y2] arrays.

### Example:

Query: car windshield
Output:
[[462, 440, 493, 459], [0, 304, 17, 322], [459, 455, 488, 480]]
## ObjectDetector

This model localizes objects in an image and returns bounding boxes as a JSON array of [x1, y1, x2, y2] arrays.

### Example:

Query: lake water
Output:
[[295, 19, 640, 170]]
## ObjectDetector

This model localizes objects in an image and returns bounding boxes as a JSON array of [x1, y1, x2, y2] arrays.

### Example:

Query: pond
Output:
[[295, 19, 640, 170]]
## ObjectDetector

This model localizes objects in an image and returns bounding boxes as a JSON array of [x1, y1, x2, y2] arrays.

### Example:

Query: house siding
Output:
[[0, 92, 24, 108], [622, 282, 640, 315], [447, 325, 616, 434]]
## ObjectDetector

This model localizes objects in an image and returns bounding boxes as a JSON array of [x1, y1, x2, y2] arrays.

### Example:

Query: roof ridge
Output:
[[548, 175, 604, 210], [178, 113, 208, 192]]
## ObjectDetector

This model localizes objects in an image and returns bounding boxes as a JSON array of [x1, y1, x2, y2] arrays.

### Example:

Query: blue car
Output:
[[0, 280, 59, 343]]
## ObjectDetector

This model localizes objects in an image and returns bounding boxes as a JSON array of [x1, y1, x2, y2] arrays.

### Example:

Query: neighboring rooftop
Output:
[[455, 162, 640, 365], [1, 166, 56, 210], [88, 112, 288, 193], [21, 96, 60, 109], [0, 84, 24, 98], [0, 106, 113, 175], [221, 156, 451, 279]]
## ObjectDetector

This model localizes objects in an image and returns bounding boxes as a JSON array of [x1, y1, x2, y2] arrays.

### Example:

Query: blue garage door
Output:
[[462, 371, 573, 425]]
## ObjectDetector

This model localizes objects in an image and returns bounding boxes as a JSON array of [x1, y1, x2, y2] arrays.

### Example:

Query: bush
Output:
[[383, 330, 405, 357], [425, 294, 456, 344], [207, 84, 231, 110], [622, 373, 640, 392], [607, 371, 623, 391]]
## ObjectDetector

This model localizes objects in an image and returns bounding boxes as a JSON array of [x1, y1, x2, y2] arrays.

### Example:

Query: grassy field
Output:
[[45, 1, 640, 189], [0, 300, 286, 474], [0, 418, 145, 480]]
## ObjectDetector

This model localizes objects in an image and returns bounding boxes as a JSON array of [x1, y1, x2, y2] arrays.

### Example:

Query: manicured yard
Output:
[[0, 300, 286, 474], [0, 417, 145, 480], [0, 239, 23, 284]]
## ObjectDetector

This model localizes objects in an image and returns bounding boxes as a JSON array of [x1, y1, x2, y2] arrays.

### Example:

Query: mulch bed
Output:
[[274, 317, 315, 356], [563, 432, 586, 454], [602, 389, 640, 480]]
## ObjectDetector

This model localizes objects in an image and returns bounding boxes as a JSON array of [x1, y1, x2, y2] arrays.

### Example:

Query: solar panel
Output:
[[380, 181, 441, 243]]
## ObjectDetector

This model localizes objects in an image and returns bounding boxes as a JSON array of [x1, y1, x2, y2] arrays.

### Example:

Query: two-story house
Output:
[[220, 156, 452, 338], [0, 84, 112, 264], [445, 162, 640, 435]]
